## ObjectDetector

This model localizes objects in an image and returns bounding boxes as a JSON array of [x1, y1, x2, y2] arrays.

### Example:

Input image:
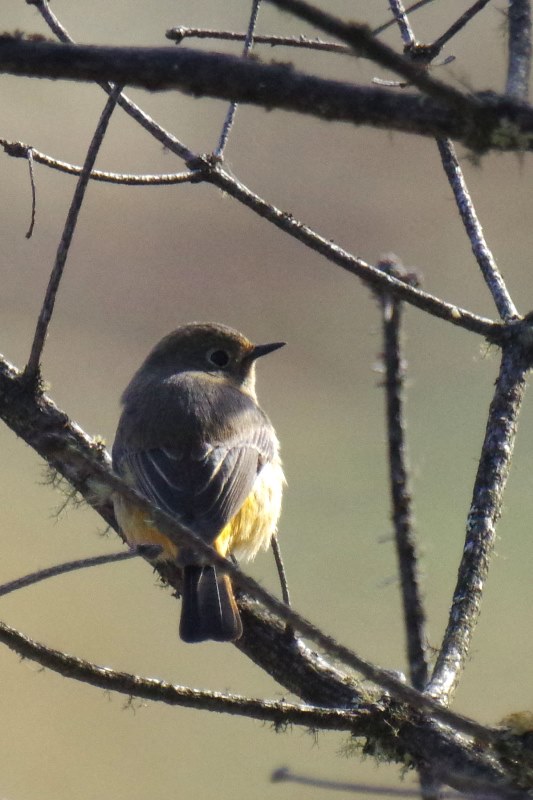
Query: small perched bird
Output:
[[112, 322, 285, 643]]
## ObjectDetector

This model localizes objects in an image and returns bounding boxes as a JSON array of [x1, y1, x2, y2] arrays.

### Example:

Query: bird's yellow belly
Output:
[[114, 458, 284, 564]]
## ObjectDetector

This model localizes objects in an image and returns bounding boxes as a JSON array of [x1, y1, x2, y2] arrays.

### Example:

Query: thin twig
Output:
[[270, 533, 294, 638], [436, 138, 518, 322], [23, 86, 122, 381], [264, 0, 474, 114], [427, 345, 529, 702], [166, 27, 351, 54], [209, 168, 500, 339], [214, 0, 262, 158], [0, 140, 197, 185], [32, 0, 197, 164], [25, 146, 36, 238], [430, 0, 492, 54], [377, 258, 428, 692], [0, 551, 135, 598], [271, 534, 291, 608], [506, 0, 532, 99], [374, 0, 440, 36]]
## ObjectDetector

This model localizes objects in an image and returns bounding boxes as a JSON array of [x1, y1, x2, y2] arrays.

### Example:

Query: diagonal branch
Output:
[[430, 0, 492, 54], [24, 86, 122, 380], [5, 3, 530, 342], [427, 343, 530, 702], [436, 138, 518, 322], [209, 168, 499, 338], [0, 552, 135, 597], [32, 0, 197, 164]]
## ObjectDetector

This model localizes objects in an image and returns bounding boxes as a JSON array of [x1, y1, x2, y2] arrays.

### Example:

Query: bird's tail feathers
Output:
[[180, 565, 242, 643]]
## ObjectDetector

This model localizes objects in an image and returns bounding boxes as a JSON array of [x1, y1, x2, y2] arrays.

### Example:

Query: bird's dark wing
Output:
[[113, 421, 276, 542]]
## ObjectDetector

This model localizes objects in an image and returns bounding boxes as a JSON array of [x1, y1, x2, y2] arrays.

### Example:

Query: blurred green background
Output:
[[2, 1, 533, 797]]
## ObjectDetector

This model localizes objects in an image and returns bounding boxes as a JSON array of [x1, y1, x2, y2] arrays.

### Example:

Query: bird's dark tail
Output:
[[179, 565, 243, 643]]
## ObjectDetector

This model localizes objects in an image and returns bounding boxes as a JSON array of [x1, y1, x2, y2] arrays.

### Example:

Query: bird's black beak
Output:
[[249, 341, 286, 361]]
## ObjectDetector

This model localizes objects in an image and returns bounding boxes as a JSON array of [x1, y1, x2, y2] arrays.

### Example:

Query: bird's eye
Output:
[[207, 348, 230, 368]]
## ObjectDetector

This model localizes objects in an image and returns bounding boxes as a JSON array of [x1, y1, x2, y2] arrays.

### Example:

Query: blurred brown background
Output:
[[2, 1, 533, 798]]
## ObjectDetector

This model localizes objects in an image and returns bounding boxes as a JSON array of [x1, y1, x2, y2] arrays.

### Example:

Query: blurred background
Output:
[[1, 1, 533, 798]]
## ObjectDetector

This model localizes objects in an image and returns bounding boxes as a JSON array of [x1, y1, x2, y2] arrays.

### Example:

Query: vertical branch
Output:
[[378, 257, 428, 692], [427, 343, 529, 702], [24, 86, 122, 381], [388, 0, 416, 47], [506, 0, 531, 99], [436, 138, 518, 323]]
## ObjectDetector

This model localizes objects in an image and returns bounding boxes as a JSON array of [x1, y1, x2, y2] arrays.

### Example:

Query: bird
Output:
[[112, 322, 285, 643]]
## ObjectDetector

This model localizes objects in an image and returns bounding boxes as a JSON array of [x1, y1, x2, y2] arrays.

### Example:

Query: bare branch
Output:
[[0, 612, 526, 799], [264, 0, 472, 112], [166, 26, 351, 54], [506, 0, 532, 99], [0, 615, 372, 730], [431, 0, 492, 54], [428, 344, 529, 702], [374, 1, 440, 36], [388, 0, 416, 48], [377, 258, 428, 691], [209, 168, 500, 338], [214, 0, 262, 158], [32, 0, 197, 164], [27, 5, 505, 336], [24, 146, 36, 238], [0, 552, 135, 598], [1, 38, 533, 153], [24, 86, 122, 381], [436, 138, 518, 322], [0, 140, 197, 185]]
